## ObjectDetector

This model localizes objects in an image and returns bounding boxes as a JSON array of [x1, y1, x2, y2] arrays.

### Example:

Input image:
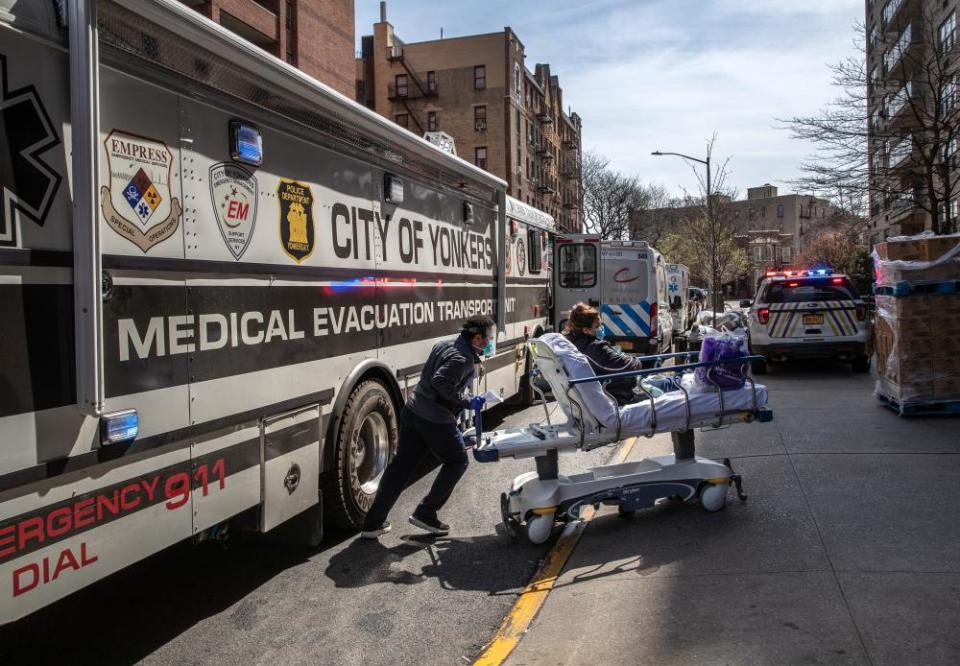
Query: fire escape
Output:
[[386, 44, 437, 134]]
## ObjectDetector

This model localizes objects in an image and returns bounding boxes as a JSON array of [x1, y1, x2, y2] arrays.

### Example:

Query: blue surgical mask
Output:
[[482, 340, 494, 355], [595, 325, 606, 341]]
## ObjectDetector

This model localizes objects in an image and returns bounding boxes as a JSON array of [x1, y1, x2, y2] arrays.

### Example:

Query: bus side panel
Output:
[[0, 447, 193, 624]]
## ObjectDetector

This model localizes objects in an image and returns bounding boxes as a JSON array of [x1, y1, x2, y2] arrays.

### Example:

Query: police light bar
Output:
[[766, 267, 834, 279], [101, 409, 139, 446], [229, 120, 262, 166], [384, 174, 404, 204]]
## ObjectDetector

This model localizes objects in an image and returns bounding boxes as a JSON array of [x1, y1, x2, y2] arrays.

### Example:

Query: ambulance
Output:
[[553, 237, 673, 354], [0, 0, 552, 622], [665, 263, 691, 347]]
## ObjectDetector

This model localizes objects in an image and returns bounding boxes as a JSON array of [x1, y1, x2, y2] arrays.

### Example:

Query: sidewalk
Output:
[[507, 367, 960, 665]]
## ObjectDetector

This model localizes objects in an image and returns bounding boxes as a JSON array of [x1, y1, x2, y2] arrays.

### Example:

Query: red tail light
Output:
[[831, 277, 844, 284], [856, 304, 866, 321], [788, 282, 799, 288], [758, 307, 770, 324]]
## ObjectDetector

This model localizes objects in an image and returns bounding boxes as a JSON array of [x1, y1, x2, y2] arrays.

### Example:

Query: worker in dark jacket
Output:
[[563, 303, 647, 405], [361, 315, 495, 539]]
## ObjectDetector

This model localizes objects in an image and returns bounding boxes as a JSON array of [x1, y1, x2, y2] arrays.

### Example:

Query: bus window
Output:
[[528, 230, 542, 274], [559, 243, 597, 288]]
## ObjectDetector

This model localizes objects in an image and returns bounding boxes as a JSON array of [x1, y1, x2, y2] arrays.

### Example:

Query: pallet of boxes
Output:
[[872, 233, 960, 415]]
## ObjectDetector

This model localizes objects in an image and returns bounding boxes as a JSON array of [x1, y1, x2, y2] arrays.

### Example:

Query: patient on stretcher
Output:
[[539, 332, 769, 434]]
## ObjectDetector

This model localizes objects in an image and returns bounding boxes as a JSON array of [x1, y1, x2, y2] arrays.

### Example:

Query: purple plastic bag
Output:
[[695, 334, 748, 390]]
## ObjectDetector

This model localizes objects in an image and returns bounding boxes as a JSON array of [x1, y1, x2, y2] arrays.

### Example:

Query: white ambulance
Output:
[[553, 237, 673, 354]]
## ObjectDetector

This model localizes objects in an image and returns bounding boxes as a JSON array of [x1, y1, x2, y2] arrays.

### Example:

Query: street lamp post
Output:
[[651, 150, 721, 318]]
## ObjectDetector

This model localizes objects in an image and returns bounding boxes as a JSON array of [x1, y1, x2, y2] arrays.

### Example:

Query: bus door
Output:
[[599, 246, 653, 348], [553, 236, 600, 331]]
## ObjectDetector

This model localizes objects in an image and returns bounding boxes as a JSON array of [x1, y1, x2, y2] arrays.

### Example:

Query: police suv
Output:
[[743, 269, 870, 374]]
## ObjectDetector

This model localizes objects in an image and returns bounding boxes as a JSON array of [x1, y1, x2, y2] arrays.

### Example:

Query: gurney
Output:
[[471, 333, 773, 543]]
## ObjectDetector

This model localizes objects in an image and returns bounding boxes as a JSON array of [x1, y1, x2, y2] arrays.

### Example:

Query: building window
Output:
[[286, 0, 294, 30], [777, 204, 784, 218], [474, 105, 487, 131], [474, 65, 486, 90], [942, 77, 956, 114], [395, 113, 409, 129], [427, 70, 436, 93], [517, 146, 521, 166], [882, 0, 902, 28], [884, 24, 911, 73], [514, 63, 521, 92], [395, 74, 408, 98], [427, 111, 438, 132], [475, 146, 487, 170], [940, 12, 956, 54], [516, 109, 521, 133]]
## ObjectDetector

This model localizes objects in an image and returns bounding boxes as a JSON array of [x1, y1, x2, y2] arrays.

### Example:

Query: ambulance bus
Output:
[[0, 0, 549, 623]]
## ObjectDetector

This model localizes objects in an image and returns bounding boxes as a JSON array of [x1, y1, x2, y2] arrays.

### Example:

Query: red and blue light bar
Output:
[[765, 267, 834, 279]]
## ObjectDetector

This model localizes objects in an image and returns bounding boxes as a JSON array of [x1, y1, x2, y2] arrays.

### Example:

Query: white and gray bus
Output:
[[0, 0, 553, 623]]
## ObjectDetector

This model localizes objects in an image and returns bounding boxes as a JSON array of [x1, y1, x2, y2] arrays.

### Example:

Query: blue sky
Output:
[[356, 0, 865, 199]]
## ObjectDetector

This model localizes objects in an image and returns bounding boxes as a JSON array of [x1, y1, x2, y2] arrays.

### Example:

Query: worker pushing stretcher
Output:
[[470, 331, 773, 544]]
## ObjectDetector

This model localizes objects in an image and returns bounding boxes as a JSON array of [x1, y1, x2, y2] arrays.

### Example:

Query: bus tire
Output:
[[324, 379, 398, 531]]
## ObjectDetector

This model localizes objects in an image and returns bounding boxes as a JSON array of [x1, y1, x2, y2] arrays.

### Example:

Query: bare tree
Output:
[[782, 9, 960, 236], [627, 183, 675, 244], [581, 150, 643, 240]]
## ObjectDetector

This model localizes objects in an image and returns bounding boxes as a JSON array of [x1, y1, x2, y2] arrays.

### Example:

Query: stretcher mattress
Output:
[[541, 333, 769, 433]]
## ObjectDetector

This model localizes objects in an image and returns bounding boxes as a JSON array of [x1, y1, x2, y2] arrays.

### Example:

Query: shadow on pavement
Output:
[[325, 531, 536, 596]]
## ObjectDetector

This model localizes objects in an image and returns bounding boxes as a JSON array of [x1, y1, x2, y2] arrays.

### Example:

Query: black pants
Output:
[[362, 407, 469, 529]]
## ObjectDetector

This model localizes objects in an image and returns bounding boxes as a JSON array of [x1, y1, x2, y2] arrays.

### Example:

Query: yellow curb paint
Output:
[[472, 436, 639, 666]]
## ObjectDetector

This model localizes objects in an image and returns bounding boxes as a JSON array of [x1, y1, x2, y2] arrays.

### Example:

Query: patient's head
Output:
[[565, 303, 601, 336]]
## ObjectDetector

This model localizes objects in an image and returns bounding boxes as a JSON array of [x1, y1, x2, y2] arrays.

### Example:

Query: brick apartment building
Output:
[[179, 0, 355, 98], [632, 184, 839, 291], [865, 0, 960, 243], [356, 3, 583, 233]]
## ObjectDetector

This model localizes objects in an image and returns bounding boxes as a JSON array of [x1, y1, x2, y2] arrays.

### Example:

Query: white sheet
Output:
[[539, 332, 768, 433]]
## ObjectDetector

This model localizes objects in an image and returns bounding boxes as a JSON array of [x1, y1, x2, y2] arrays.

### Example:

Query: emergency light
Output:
[[101, 409, 139, 446], [229, 120, 262, 166], [384, 174, 404, 204]]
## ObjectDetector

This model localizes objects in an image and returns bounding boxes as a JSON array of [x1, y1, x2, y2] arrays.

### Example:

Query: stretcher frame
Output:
[[471, 338, 773, 543]]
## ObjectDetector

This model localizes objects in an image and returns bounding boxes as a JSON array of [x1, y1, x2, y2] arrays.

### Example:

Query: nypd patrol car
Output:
[[744, 269, 870, 374]]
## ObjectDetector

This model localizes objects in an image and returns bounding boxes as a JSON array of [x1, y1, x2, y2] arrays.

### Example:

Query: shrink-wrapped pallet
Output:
[[872, 233, 960, 413]]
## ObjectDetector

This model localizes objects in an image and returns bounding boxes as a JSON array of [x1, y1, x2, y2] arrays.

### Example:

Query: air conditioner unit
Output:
[[475, 121, 487, 131]]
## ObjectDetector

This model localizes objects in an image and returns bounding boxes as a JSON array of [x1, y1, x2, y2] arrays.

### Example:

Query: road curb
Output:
[[472, 436, 639, 666]]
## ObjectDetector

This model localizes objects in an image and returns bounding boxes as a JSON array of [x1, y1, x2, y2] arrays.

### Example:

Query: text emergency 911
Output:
[[1, 459, 226, 598]]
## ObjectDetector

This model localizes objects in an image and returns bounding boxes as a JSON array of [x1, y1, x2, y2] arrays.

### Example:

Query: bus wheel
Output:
[[325, 379, 398, 530]]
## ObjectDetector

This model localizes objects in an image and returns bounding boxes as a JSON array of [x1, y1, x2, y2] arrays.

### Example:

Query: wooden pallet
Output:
[[876, 392, 960, 416], [874, 280, 960, 297]]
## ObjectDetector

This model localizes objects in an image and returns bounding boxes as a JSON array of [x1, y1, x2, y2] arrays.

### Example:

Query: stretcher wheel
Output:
[[525, 513, 554, 544], [700, 483, 728, 512]]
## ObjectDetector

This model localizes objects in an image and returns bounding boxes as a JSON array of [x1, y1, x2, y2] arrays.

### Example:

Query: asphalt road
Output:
[[0, 400, 614, 666]]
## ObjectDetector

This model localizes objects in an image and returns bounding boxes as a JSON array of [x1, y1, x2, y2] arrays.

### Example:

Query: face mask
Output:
[[482, 340, 494, 355], [594, 325, 606, 341]]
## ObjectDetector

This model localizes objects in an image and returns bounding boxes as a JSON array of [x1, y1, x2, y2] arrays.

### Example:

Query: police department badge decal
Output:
[[278, 179, 315, 263], [210, 162, 258, 260], [100, 130, 181, 252]]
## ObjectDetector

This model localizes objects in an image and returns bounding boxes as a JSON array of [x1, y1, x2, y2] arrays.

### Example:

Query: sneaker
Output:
[[409, 514, 449, 535], [360, 521, 391, 539]]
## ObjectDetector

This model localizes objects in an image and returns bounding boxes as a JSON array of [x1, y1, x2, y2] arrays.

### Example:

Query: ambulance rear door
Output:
[[553, 235, 600, 331], [599, 244, 654, 346]]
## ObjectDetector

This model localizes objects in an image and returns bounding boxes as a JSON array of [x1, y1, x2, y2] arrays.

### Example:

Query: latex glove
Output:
[[470, 395, 486, 411]]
